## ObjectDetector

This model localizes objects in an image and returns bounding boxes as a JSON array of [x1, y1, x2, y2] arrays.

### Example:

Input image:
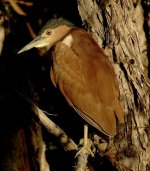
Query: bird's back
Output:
[[50, 28, 124, 136]]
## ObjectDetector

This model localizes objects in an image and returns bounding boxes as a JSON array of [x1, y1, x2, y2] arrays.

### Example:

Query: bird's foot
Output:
[[75, 124, 94, 158], [75, 138, 94, 158]]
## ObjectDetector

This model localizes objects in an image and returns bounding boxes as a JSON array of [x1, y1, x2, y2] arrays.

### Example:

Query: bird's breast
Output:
[[51, 41, 86, 95]]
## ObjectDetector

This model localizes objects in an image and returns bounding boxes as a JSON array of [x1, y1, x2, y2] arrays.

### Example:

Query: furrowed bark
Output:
[[78, 0, 150, 170]]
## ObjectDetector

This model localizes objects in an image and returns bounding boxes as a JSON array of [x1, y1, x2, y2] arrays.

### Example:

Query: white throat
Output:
[[62, 34, 73, 47]]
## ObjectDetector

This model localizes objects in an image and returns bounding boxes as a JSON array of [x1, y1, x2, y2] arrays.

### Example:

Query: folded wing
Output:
[[50, 29, 124, 136]]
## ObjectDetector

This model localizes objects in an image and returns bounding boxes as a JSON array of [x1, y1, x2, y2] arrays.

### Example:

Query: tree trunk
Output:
[[78, 0, 150, 170]]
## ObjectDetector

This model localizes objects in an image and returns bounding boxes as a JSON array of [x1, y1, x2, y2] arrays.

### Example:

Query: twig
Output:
[[0, 25, 5, 55], [32, 103, 77, 151], [6, 0, 27, 16], [17, 1, 33, 6], [25, 22, 36, 39]]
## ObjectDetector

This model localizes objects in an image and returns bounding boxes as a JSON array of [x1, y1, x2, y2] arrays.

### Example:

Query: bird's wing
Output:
[[70, 29, 124, 124], [50, 30, 124, 136]]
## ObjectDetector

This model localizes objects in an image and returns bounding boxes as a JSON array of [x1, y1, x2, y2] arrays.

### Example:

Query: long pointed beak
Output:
[[18, 36, 47, 54]]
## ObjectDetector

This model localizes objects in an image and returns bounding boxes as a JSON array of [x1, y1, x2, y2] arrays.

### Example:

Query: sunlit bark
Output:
[[78, 0, 150, 170]]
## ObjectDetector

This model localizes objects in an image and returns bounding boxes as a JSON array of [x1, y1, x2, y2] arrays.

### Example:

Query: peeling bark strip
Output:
[[78, 0, 150, 170]]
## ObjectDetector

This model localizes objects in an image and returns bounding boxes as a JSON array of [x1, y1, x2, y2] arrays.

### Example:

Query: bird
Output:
[[18, 18, 124, 137]]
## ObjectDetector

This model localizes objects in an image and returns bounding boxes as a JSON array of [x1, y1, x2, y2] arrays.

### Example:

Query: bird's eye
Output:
[[46, 30, 52, 35]]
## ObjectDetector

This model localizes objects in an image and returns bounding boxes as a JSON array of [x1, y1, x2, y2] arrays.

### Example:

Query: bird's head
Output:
[[18, 18, 75, 54]]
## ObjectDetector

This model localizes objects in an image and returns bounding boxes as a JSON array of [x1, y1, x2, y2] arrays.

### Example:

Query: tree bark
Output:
[[78, 0, 150, 170]]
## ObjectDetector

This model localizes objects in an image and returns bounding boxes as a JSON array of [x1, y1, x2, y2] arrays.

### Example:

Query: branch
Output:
[[32, 103, 77, 152], [75, 150, 90, 171]]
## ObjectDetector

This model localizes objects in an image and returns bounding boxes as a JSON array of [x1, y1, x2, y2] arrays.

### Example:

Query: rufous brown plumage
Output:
[[18, 18, 124, 136]]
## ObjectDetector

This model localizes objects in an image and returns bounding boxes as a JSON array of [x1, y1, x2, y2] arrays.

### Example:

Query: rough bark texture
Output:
[[78, 0, 150, 170]]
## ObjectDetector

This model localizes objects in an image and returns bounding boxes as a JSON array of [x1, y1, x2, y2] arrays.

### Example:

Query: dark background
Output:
[[1, 0, 149, 170]]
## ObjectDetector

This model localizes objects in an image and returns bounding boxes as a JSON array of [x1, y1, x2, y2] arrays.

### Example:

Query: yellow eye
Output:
[[46, 30, 52, 35]]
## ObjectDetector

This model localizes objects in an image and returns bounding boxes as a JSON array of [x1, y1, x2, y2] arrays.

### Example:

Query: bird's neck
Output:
[[46, 25, 73, 51]]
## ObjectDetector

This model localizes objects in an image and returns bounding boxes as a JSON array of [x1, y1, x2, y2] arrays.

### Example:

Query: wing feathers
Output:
[[74, 106, 116, 136], [50, 28, 124, 136]]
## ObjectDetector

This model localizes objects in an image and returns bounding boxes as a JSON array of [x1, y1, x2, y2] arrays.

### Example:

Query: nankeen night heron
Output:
[[18, 18, 124, 138]]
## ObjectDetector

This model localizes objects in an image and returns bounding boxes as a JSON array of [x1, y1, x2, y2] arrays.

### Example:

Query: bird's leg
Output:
[[75, 124, 94, 158], [75, 125, 94, 171], [84, 124, 88, 147]]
